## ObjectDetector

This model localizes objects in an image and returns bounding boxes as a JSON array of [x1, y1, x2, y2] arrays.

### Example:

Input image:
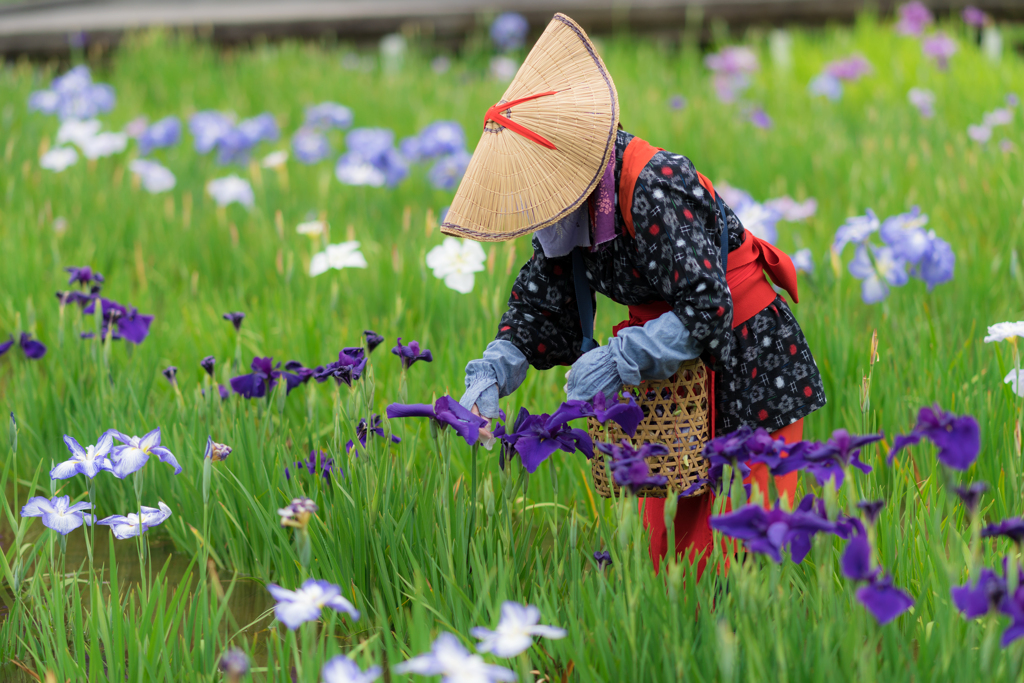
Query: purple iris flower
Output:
[[238, 113, 279, 145], [596, 440, 668, 493], [593, 550, 613, 568], [879, 206, 931, 264], [982, 518, 1024, 545], [285, 449, 339, 483], [116, 308, 154, 344], [808, 73, 843, 101], [428, 150, 471, 191], [364, 329, 384, 353], [189, 111, 234, 154], [82, 298, 152, 345], [283, 361, 315, 389], [922, 33, 957, 70], [138, 116, 181, 156], [748, 107, 772, 130], [784, 429, 880, 489], [416, 121, 466, 159], [399, 135, 423, 162], [1001, 585, 1024, 647], [392, 338, 432, 369], [954, 482, 987, 514], [218, 649, 250, 678], [66, 265, 104, 287], [825, 56, 872, 81], [848, 243, 909, 304], [28, 66, 116, 121], [387, 396, 488, 446], [710, 502, 835, 564], [305, 102, 354, 130], [223, 312, 245, 331], [952, 567, 1007, 619], [501, 407, 594, 473], [915, 235, 955, 290], [292, 127, 331, 164], [856, 575, 915, 625], [231, 357, 300, 398], [795, 493, 861, 539], [895, 1, 933, 36], [856, 499, 886, 525], [216, 127, 254, 165], [490, 12, 529, 52], [345, 414, 401, 454], [832, 210, 880, 254], [313, 348, 367, 387], [687, 425, 787, 494], [840, 521, 876, 582], [162, 366, 177, 385], [346, 128, 395, 160], [21, 495, 95, 535], [18, 333, 47, 359], [56, 289, 98, 307], [963, 6, 987, 27], [201, 355, 216, 377], [888, 405, 979, 470], [668, 94, 687, 110], [553, 391, 645, 436]]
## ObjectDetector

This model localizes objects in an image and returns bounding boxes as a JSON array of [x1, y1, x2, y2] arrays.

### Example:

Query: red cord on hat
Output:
[[483, 91, 559, 150]]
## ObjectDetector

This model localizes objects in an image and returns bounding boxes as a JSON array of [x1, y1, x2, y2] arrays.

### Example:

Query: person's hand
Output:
[[470, 404, 496, 449]]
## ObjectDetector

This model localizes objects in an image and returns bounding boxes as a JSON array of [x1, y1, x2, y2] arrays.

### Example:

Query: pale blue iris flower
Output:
[[21, 495, 95, 535]]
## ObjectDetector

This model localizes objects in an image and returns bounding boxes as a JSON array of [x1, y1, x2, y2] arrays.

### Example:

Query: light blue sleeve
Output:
[[458, 340, 529, 419], [566, 310, 703, 401]]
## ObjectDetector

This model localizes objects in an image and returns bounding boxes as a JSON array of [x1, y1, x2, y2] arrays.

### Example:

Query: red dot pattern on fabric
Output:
[[751, 368, 758, 378], [632, 268, 640, 278], [790, 344, 797, 355], [537, 343, 546, 354], [803, 386, 813, 397], [758, 409, 769, 421], [553, 265, 563, 276], [741, 326, 748, 338], [661, 166, 673, 176], [704, 259, 711, 269], [716, 306, 725, 317], [501, 326, 511, 332], [673, 270, 680, 282], [683, 209, 693, 220], [650, 225, 660, 236]]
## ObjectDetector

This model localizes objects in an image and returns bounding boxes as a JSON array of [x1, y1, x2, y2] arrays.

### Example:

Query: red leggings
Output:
[[639, 419, 804, 577]]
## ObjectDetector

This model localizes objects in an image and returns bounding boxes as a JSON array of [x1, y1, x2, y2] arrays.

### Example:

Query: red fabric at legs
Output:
[[641, 420, 804, 576]]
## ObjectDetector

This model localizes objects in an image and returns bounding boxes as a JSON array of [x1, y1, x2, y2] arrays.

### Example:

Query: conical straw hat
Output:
[[441, 13, 619, 242]]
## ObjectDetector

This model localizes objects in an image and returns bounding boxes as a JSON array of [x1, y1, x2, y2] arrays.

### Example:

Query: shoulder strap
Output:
[[574, 138, 731, 352], [618, 137, 663, 238], [572, 247, 599, 353]]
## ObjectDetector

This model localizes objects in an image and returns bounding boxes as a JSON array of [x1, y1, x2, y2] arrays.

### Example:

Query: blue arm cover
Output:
[[458, 340, 529, 419], [566, 310, 702, 401]]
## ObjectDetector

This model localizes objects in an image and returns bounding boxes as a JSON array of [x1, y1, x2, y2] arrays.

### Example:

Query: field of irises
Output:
[[2, 4, 1024, 681]]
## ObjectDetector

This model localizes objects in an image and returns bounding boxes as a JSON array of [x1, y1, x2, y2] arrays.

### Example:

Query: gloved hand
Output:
[[566, 310, 702, 402]]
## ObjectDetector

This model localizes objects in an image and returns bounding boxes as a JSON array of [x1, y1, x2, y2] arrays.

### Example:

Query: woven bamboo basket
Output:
[[588, 359, 710, 498]]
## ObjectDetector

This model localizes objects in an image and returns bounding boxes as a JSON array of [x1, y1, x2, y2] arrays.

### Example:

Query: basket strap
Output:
[[483, 91, 560, 150], [572, 247, 598, 353]]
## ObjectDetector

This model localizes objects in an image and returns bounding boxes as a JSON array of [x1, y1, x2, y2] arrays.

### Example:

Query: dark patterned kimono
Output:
[[494, 130, 826, 433]]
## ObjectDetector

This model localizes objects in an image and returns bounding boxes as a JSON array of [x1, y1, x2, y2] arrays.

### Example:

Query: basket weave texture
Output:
[[588, 359, 711, 498]]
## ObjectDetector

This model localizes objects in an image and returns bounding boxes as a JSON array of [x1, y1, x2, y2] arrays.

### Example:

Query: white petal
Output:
[[112, 447, 149, 478], [43, 511, 84, 535], [309, 252, 330, 277], [527, 625, 567, 639], [22, 496, 56, 516], [443, 272, 475, 294], [63, 434, 87, 458], [274, 599, 321, 629], [50, 460, 82, 480], [139, 427, 161, 451]]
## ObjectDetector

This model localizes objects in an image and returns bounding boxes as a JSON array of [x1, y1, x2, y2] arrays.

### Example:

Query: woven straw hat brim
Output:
[[441, 13, 619, 243]]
